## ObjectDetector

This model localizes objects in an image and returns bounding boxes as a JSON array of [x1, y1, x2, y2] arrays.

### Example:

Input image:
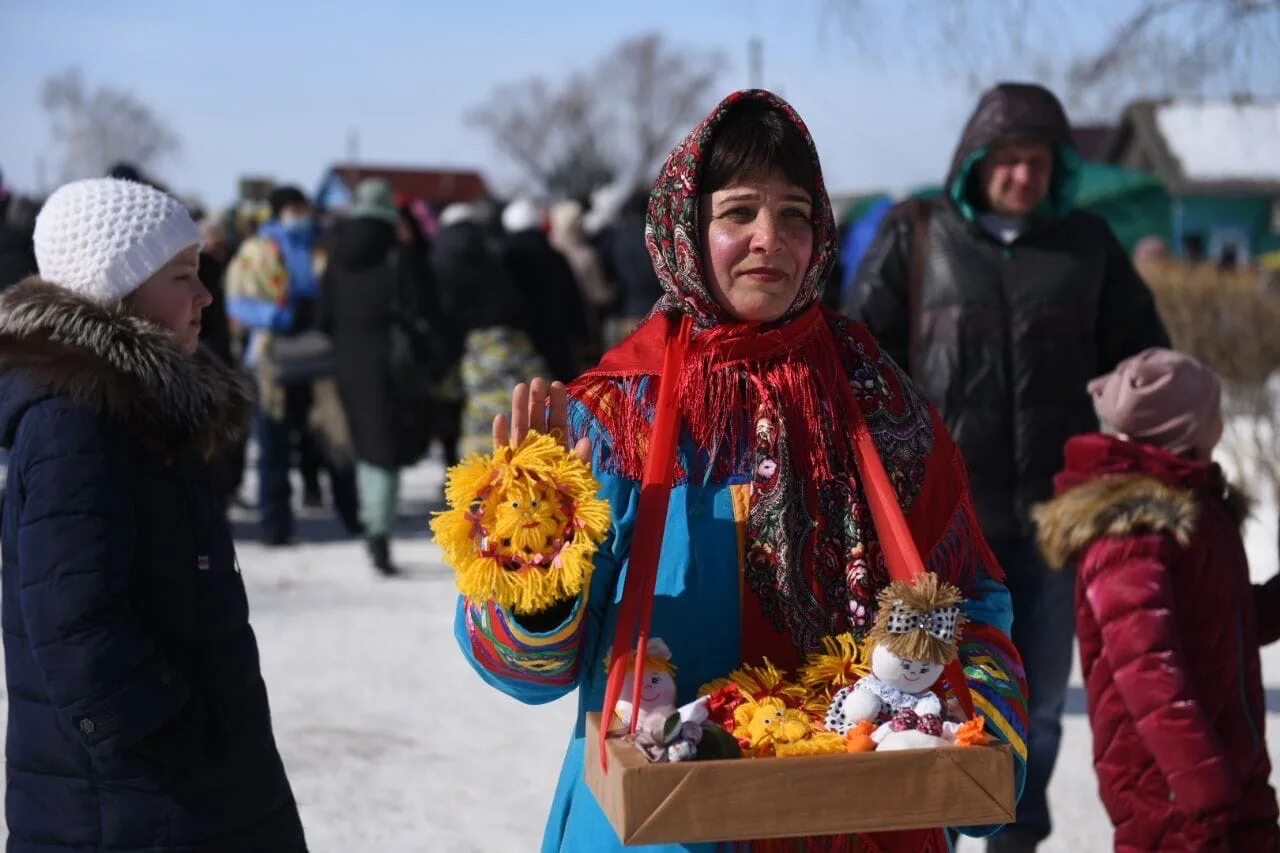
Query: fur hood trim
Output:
[[1033, 473, 1249, 568], [0, 277, 252, 456]]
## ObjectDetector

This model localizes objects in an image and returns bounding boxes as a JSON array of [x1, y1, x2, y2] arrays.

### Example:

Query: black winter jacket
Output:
[[500, 229, 587, 381], [0, 223, 36, 292], [319, 217, 439, 469], [0, 280, 305, 852], [852, 83, 1169, 539], [431, 221, 522, 352]]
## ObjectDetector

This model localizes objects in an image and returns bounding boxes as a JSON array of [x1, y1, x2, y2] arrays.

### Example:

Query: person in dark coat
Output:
[[0, 180, 38, 291], [227, 185, 360, 545], [319, 179, 439, 574], [850, 82, 1170, 852], [1256, 567, 1280, 646], [0, 177, 304, 852], [1035, 349, 1279, 852], [431, 204, 524, 464], [602, 189, 664, 347], [499, 198, 587, 381], [431, 204, 548, 457], [197, 213, 247, 508]]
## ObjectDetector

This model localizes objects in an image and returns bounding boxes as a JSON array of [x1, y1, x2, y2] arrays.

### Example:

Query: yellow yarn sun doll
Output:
[[430, 432, 611, 614]]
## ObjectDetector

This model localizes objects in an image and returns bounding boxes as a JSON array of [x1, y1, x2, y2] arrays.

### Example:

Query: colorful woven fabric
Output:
[[960, 622, 1030, 761], [462, 597, 585, 687]]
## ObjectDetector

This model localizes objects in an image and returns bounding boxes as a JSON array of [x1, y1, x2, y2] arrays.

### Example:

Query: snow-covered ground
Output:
[[3, 428, 1280, 851]]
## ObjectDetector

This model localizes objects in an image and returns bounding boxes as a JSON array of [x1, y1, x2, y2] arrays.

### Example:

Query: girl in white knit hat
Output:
[[0, 178, 306, 852]]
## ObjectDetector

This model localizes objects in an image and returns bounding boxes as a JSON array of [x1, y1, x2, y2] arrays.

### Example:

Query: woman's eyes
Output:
[[718, 206, 811, 224]]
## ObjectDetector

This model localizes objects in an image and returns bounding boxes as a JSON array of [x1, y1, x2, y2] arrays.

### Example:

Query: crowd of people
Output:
[[0, 161, 674, 575], [0, 80, 1277, 853]]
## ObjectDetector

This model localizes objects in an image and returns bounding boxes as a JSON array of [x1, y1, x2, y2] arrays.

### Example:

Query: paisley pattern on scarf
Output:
[[745, 408, 833, 653], [836, 312, 935, 510], [744, 322, 945, 652]]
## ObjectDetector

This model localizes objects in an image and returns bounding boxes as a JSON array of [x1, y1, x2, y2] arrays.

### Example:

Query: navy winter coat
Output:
[[0, 280, 306, 852]]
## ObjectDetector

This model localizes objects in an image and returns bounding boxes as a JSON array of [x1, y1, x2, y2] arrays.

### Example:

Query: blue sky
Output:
[[1, 1, 1274, 207]]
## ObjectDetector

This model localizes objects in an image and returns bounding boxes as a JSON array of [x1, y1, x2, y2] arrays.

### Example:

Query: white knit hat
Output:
[[34, 178, 202, 303]]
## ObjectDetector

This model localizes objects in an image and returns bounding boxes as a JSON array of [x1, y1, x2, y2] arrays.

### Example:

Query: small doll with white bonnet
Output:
[[609, 638, 711, 762], [826, 573, 966, 750]]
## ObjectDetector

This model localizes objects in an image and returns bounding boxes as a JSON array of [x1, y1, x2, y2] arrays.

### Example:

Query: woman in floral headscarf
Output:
[[455, 90, 1027, 852]]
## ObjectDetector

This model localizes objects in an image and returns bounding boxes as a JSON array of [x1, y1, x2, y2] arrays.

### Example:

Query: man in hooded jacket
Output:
[[850, 82, 1169, 851]]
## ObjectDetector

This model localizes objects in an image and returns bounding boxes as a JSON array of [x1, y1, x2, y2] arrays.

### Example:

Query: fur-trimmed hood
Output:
[[1034, 435, 1250, 569], [0, 278, 252, 457], [1034, 474, 1200, 568]]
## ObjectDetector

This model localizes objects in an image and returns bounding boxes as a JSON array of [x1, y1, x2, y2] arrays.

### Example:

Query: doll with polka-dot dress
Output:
[[826, 573, 967, 751]]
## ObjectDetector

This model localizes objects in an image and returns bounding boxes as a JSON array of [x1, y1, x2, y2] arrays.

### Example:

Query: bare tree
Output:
[[1067, 0, 1280, 94], [469, 74, 616, 199], [601, 33, 722, 187], [41, 68, 180, 183], [469, 33, 722, 199], [824, 0, 1280, 115]]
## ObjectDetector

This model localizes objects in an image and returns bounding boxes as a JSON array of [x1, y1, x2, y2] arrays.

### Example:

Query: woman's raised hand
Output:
[[492, 377, 593, 463]]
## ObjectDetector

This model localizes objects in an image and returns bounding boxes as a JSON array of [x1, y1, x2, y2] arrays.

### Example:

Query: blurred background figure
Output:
[[601, 189, 662, 348], [432, 201, 547, 458], [0, 167, 38, 291], [498, 197, 586, 380], [320, 179, 441, 575], [1132, 234, 1172, 267], [227, 185, 359, 545], [198, 210, 248, 509], [548, 199, 616, 366]]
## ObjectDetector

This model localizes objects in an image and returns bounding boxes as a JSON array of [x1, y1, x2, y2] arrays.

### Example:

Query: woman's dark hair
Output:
[[701, 101, 816, 195]]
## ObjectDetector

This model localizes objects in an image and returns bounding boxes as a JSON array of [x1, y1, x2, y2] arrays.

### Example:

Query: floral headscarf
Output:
[[644, 89, 838, 328]]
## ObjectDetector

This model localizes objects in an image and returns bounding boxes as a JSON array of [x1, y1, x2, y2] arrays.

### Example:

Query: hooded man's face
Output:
[[978, 140, 1054, 217]]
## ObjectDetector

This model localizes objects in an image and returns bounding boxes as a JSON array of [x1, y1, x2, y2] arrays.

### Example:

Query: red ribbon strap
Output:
[[599, 314, 692, 770]]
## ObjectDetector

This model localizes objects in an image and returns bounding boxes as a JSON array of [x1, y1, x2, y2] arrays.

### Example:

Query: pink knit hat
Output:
[[1088, 348, 1221, 455]]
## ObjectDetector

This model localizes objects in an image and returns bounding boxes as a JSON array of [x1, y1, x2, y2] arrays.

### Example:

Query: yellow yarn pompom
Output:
[[429, 432, 611, 614], [700, 658, 810, 708], [775, 732, 847, 757], [733, 698, 814, 757], [797, 632, 874, 716]]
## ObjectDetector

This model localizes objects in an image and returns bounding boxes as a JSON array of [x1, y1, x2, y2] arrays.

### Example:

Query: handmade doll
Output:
[[825, 574, 967, 751], [431, 432, 610, 614], [610, 638, 710, 753]]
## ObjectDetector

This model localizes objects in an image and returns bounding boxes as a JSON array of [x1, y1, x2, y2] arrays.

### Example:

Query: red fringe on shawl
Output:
[[571, 304, 858, 484], [569, 304, 1003, 595]]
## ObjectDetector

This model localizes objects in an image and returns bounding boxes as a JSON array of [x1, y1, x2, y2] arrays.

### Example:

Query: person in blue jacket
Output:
[[455, 90, 1027, 852], [226, 185, 358, 545], [0, 178, 306, 852]]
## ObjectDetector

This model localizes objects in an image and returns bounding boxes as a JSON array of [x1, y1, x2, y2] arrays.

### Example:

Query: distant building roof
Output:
[[323, 164, 491, 207], [1102, 99, 1280, 195]]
